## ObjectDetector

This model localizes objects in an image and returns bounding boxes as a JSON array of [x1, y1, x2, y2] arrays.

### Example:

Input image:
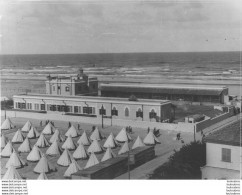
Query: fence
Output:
[[1, 88, 45, 97]]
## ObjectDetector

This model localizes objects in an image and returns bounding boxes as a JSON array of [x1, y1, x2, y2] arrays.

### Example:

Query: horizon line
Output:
[[0, 50, 240, 56]]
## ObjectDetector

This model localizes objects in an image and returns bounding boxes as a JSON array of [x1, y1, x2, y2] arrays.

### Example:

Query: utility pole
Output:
[[110, 103, 113, 126], [4, 100, 6, 119], [101, 104, 104, 128], [193, 125, 196, 142], [127, 145, 130, 180]]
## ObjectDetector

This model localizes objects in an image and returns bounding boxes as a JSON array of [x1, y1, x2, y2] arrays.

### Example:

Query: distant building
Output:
[[201, 120, 241, 179], [45, 68, 98, 96], [13, 94, 173, 122], [100, 83, 229, 104]]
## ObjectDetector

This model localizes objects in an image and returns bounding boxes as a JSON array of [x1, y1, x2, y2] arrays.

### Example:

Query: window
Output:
[[34, 104, 39, 111], [111, 107, 118, 116], [41, 104, 45, 111], [136, 108, 143, 118], [57, 105, 61, 112], [66, 86, 70, 92], [61, 105, 66, 112], [66, 106, 72, 113], [125, 107, 129, 117], [74, 106, 79, 113], [22, 103, 26, 109], [53, 86, 55, 91], [149, 109, 157, 119], [99, 108, 106, 115], [222, 148, 231, 162], [27, 103, 32, 110], [83, 107, 93, 114]]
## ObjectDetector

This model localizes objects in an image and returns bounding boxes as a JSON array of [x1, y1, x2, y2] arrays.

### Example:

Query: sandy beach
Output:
[[1, 66, 241, 98]]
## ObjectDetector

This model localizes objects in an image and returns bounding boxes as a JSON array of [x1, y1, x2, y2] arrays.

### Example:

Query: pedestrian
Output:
[[92, 126, 95, 132], [147, 127, 150, 134], [78, 124, 80, 130], [201, 130, 203, 136], [126, 126, 129, 133], [176, 133, 181, 140], [129, 126, 133, 134], [40, 121, 42, 127], [68, 122, 71, 128]]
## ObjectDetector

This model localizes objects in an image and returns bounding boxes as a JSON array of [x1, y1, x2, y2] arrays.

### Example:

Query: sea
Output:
[[0, 51, 241, 97], [0, 51, 240, 70]]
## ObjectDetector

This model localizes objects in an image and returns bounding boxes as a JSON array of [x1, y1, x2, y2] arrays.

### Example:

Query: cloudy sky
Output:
[[0, 0, 241, 54]]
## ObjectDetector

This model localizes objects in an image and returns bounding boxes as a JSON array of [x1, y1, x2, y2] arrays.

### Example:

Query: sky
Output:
[[0, 0, 241, 54]]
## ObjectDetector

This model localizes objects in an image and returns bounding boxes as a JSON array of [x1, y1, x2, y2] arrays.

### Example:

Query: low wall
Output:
[[177, 122, 195, 133], [2, 110, 184, 132], [196, 110, 234, 132]]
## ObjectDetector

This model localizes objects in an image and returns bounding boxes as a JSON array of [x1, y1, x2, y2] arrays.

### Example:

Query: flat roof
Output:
[[13, 93, 171, 106], [204, 119, 242, 146], [100, 83, 228, 96]]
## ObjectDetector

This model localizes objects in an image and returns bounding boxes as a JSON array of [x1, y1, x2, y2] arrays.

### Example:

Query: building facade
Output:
[[100, 83, 229, 104], [201, 120, 241, 179], [46, 68, 98, 96], [13, 94, 173, 122]]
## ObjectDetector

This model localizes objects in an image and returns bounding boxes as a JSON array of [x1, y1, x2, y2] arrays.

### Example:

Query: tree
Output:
[[149, 141, 206, 179]]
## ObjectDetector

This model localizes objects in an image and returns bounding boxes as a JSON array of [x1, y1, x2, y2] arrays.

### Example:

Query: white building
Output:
[[13, 94, 173, 122], [201, 119, 241, 179]]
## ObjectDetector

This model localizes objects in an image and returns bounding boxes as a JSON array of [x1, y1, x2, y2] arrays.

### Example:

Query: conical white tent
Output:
[[64, 159, 82, 177], [18, 137, 31, 153], [35, 133, 50, 148], [1, 118, 15, 130], [37, 172, 48, 180], [42, 123, 55, 135], [46, 140, 62, 156], [34, 154, 56, 173], [77, 130, 91, 146], [65, 125, 79, 138], [27, 145, 42, 162], [27, 126, 40, 139], [1, 133, 8, 149], [143, 131, 161, 145], [6, 149, 27, 169], [118, 141, 130, 155], [87, 139, 104, 154], [115, 128, 132, 143], [132, 136, 145, 149], [21, 120, 32, 132], [84, 152, 99, 169], [61, 135, 76, 150], [103, 133, 118, 148], [101, 147, 116, 162], [12, 129, 25, 143], [73, 143, 89, 160], [2, 165, 22, 180], [1, 141, 14, 157], [57, 148, 73, 167], [90, 127, 104, 141], [49, 129, 65, 143]]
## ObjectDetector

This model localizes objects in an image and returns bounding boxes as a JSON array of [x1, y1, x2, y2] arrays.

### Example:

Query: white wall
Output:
[[206, 143, 240, 171]]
